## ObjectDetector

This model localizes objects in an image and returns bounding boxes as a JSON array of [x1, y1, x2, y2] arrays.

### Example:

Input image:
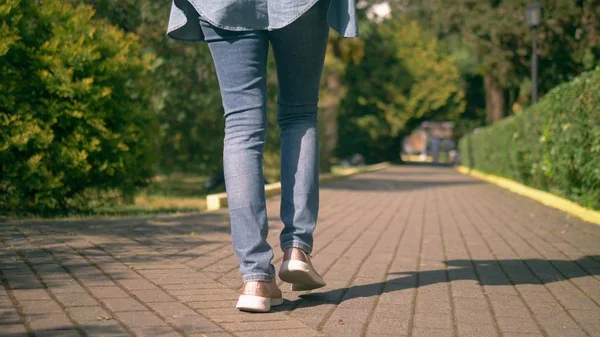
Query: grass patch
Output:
[[104, 173, 216, 216]]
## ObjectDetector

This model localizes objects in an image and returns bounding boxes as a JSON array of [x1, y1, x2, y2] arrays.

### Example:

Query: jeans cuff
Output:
[[281, 240, 312, 254], [242, 273, 274, 282]]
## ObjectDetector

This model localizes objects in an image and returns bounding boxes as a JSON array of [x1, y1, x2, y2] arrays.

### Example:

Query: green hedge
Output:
[[0, 1, 158, 215], [459, 68, 600, 210]]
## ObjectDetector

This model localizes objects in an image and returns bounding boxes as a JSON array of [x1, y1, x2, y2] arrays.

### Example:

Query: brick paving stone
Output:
[[162, 283, 227, 291], [322, 321, 366, 337], [34, 329, 82, 337], [2, 324, 29, 337], [26, 312, 74, 331], [411, 327, 454, 337], [490, 303, 533, 318], [220, 320, 306, 332], [66, 306, 112, 322], [366, 317, 410, 335], [129, 326, 181, 337], [176, 294, 238, 302], [496, 317, 543, 334], [187, 300, 238, 310], [188, 332, 233, 337], [3, 166, 600, 337], [18, 300, 63, 314], [146, 301, 198, 318], [132, 290, 175, 303], [79, 321, 131, 336], [413, 313, 453, 330], [0, 295, 13, 308], [114, 311, 166, 328], [0, 308, 22, 324], [164, 315, 224, 333], [288, 302, 336, 330], [42, 277, 86, 294], [569, 309, 600, 327], [101, 298, 147, 312], [209, 312, 290, 323], [88, 286, 129, 299], [453, 297, 489, 311], [456, 323, 499, 337], [583, 325, 600, 337], [11, 289, 51, 301], [545, 328, 590, 337], [235, 329, 325, 337], [116, 279, 158, 291], [54, 292, 98, 307]]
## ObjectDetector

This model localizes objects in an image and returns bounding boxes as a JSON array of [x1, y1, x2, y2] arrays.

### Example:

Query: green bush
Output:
[[0, 0, 158, 214], [459, 68, 600, 210]]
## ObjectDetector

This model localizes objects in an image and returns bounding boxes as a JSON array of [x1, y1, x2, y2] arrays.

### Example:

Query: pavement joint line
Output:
[[478, 184, 600, 283], [9, 226, 159, 337], [64, 223, 324, 336], [478, 194, 595, 335], [314, 190, 402, 332], [64, 235, 241, 337], [472, 185, 600, 311], [2, 228, 94, 337], [474, 184, 600, 292], [443, 187, 504, 337], [17, 226, 207, 337], [276, 186, 392, 296], [455, 188, 554, 337], [457, 166, 600, 226], [433, 187, 459, 337], [406, 188, 429, 337], [0, 266, 35, 337], [455, 187, 552, 336], [3, 165, 599, 337], [295, 189, 398, 331], [362, 190, 416, 337], [10, 250, 89, 337], [273, 188, 386, 290]]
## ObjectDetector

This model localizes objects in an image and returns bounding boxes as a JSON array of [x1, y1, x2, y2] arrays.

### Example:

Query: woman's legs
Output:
[[200, 21, 275, 282], [269, 0, 331, 254], [199, 0, 330, 284]]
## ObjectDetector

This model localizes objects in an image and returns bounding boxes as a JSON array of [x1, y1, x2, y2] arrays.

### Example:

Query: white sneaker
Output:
[[236, 280, 283, 313], [279, 248, 326, 291]]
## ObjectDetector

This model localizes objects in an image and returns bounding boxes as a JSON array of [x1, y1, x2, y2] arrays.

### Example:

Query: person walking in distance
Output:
[[166, 0, 358, 312]]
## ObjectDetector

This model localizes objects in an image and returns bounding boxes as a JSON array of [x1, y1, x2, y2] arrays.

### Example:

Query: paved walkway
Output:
[[1, 165, 599, 337]]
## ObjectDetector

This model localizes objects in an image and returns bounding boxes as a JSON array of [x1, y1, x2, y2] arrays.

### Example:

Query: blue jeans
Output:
[[200, 0, 330, 282]]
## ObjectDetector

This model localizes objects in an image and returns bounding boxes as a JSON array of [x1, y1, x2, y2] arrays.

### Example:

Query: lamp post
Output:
[[525, 1, 542, 104]]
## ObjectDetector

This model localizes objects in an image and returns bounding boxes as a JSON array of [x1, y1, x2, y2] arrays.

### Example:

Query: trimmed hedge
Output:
[[459, 68, 600, 210]]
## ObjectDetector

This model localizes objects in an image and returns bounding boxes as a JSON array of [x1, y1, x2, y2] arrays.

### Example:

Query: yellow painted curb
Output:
[[457, 166, 600, 226], [206, 162, 391, 211]]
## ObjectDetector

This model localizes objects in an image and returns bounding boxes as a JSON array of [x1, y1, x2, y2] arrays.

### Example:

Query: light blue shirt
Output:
[[167, 0, 358, 42]]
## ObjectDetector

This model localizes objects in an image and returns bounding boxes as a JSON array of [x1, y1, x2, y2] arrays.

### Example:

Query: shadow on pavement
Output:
[[276, 256, 600, 309]]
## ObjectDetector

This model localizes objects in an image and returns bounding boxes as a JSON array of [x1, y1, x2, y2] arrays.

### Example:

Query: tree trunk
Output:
[[484, 73, 505, 123]]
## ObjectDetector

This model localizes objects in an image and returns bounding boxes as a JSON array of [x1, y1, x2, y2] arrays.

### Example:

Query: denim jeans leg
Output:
[[269, 0, 331, 254], [200, 20, 275, 282]]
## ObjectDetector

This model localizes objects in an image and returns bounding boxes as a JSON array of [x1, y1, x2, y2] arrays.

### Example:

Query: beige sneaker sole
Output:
[[279, 260, 326, 291], [236, 295, 284, 313]]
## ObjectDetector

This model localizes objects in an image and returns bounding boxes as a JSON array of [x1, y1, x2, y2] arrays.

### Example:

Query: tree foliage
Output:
[[337, 17, 465, 162], [0, 0, 157, 214], [406, 0, 600, 120]]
